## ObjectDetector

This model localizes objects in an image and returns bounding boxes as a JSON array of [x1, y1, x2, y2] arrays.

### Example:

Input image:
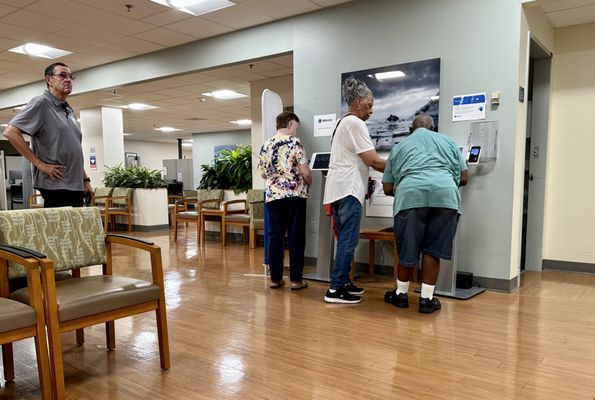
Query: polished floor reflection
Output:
[[1, 228, 595, 399]]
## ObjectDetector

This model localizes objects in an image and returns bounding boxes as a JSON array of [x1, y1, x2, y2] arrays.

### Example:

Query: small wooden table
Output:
[[352, 227, 399, 280]]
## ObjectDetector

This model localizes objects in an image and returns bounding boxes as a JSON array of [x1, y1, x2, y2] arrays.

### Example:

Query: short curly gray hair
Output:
[[411, 114, 435, 131], [342, 77, 372, 106]]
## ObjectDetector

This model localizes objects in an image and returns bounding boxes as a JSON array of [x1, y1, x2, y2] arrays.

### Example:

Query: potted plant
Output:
[[198, 145, 252, 194], [102, 165, 169, 230]]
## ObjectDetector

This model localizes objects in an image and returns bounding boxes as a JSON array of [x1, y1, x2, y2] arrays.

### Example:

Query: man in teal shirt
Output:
[[382, 114, 468, 313]]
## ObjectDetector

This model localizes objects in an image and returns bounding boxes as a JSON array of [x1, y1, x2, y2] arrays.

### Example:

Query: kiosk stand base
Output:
[[414, 286, 485, 300]]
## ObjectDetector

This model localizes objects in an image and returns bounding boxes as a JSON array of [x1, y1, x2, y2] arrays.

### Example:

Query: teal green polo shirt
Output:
[[382, 128, 467, 216]]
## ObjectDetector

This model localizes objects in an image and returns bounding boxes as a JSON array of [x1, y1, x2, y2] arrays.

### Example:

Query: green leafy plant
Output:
[[198, 145, 252, 194], [102, 165, 167, 189]]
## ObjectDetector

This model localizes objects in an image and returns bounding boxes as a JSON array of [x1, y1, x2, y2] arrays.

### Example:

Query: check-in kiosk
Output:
[[304, 152, 333, 282]]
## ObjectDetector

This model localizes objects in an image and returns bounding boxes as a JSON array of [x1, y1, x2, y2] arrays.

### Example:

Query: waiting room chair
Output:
[[0, 207, 170, 400], [29, 193, 44, 209], [173, 189, 224, 243], [0, 246, 51, 400], [92, 187, 114, 226], [221, 190, 265, 246], [104, 187, 134, 232], [248, 190, 265, 249]]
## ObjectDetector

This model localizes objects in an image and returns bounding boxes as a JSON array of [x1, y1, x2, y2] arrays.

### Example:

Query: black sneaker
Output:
[[419, 297, 441, 314], [384, 290, 409, 308], [324, 287, 362, 304], [343, 281, 364, 296]]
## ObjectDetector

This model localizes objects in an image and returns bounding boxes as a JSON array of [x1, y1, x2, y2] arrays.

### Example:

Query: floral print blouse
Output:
[[257, 134, 309, 202]]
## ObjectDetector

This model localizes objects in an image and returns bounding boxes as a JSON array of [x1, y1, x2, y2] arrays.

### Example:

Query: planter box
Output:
[[132, 188, 168, 231]]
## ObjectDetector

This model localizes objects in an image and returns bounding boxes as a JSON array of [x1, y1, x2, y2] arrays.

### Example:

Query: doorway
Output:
[[521, 37, 551, 272]]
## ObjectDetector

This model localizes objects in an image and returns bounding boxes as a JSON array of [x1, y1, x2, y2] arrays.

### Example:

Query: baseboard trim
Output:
[[542, 259, 595, 274]]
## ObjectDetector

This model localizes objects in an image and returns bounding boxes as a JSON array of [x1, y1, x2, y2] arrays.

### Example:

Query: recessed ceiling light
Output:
[[0, 124, 7, 127], [367, 71, 406, 81], [202, 90, 247, 100], [126, 103, 159, 110], [13, 106, 25, 111], [123, 133, 133, 136], [230, 119, 252, 126], [154, 127, 181, 132], [9, 43, 72, 59], [149, 0, 235, 16], [430, 95, 440, 101]]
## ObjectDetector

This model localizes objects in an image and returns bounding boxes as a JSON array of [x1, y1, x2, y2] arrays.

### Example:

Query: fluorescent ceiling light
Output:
[[9, 43, 72, 59], [202, 90, 247, 100], [182, 142, 193, 147], [13, 106, 25, 111], [149, 0, 235, 16], [123, 133, 133, 136], [367, 71, 406, 81], [154, 127, 181, 132], [230, 119, 252, 126], [126, 103, 159, 110], [0, 124, 7, 127]]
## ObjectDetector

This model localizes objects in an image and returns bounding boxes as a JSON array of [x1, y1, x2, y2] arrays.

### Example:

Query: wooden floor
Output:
[[1, 227, 595, 400]]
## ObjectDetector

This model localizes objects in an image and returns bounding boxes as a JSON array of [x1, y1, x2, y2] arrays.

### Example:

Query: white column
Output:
[[80, 107, 125, 186]]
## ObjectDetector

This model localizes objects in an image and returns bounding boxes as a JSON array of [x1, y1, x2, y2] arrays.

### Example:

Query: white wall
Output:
[[542, 22, 595, 265], [124, 140, 192, 172]]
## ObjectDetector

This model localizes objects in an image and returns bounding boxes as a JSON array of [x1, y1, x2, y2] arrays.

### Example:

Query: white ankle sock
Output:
[[396, 279, 409, 295], [421, 283, 435, 300]]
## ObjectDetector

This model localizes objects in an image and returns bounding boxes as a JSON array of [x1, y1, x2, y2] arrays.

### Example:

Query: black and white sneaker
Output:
[[343, 281, 364, 296], [324, 287, 362, 304]]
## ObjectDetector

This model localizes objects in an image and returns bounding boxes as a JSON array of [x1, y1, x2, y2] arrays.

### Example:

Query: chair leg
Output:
[[2, 343, 15, 381], [75, 329, 85, 345], [128, 214, 131, 232], [33, 326, 52, 400], [222, 219, 227, 246], [249, 228, 255, 249], [243, 226, 249, 244], [105, 321, 116, 351], [200, 215, 205, 245], [155, 303, 170, 370], [173, 216, 178, 241]]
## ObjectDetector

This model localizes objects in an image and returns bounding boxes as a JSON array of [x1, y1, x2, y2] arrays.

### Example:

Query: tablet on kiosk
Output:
[[310, 152, 331, 171]]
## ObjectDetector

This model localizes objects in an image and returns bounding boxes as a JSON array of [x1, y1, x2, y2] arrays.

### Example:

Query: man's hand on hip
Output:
[[38, 162, 65, 180]]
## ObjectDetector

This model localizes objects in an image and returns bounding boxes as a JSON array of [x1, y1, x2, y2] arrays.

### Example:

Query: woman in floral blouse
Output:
[[257, 111, 312, 290]]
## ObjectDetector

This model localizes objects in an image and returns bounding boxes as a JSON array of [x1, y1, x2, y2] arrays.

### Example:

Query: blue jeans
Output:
[[330, 195, 362, 289]]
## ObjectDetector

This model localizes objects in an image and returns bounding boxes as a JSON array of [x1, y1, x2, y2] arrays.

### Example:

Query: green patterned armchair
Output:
[[0, 207, 170, 399]]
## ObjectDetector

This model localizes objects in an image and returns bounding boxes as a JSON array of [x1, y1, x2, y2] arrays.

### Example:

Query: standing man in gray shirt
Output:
[[3, 62, 93, 207]]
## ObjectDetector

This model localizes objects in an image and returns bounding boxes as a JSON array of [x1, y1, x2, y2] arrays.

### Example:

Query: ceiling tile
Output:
[[548, 4, 595, 26], [103, 36, 164, 55], [539, 0, 595, 13], [311, 0, 353, 6], [25, 0, 108, 22], [85, 13, 157, 35], [141, 9, 192, 26], [75, 0, 167, 19], [164, 17, 232, 39], [201, 4, 274, 29], [0, 10, 72, 33], [134, 27, 196, 46], [55, 24, 124, 45], [0, 4, 16, 17], [0, 0, 35, 6], [242, 0, 319, 19]]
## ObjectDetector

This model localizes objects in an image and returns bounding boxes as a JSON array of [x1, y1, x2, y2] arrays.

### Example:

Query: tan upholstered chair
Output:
[[0, 246, 51, 400], [92, 187, 114, 226], [104, 187, 134, 232], [29, 193, 44, 209], [248, 190, 265, 248], [221, 190, 265, 247], [0, 207, 170, 400], [174, 189, 224, 243], [198, 189, 239, 245]]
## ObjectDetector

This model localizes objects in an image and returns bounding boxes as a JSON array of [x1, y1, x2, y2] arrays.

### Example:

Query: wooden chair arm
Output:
[[198, 199, 222, 209], [223, 199, 247, 212], [105, 235, 164, 287]]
